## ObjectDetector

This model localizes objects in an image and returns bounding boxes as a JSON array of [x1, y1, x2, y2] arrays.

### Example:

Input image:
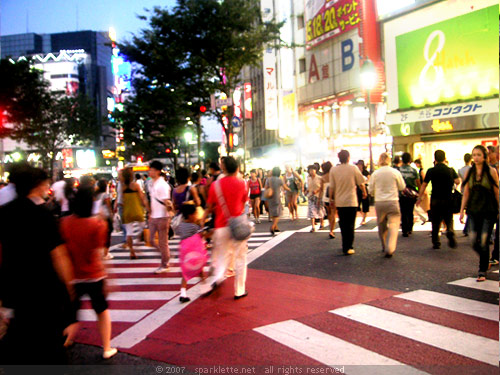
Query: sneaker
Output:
[[179, 296, 191, 303], [103, 253, 114, 260], [103, 348, 118, 359], [447, 235, 457, 249], [154, 266, 170, 274], [346, 249, 355, 255], [476, 274, 486, 282]]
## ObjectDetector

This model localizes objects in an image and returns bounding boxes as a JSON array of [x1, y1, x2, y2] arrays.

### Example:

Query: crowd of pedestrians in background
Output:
[[0, 144, 498, 364]]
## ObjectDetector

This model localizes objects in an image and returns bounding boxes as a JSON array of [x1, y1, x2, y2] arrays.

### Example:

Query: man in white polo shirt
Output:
[[148, 160, 173, 274]]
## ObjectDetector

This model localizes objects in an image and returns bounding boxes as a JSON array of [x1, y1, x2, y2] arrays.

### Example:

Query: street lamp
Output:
[[184, 131, 193, 166], [360, 58, 376, 174]]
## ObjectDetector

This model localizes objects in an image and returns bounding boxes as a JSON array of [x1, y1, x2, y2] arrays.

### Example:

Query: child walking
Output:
[[177, 203, 209, 303], [60, 186, 117, 359]]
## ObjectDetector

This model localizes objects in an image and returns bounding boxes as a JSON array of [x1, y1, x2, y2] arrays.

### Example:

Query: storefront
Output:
[[297, 0, 387, 166], [383, 0, 499, 170]]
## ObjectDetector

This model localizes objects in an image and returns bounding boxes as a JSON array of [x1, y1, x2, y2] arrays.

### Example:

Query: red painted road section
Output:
[[75, 269, 399, 362]]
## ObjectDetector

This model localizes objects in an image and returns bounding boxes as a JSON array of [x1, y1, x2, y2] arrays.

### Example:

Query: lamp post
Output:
[[360, 59, 377, 174], [184, 131, 193, 167]]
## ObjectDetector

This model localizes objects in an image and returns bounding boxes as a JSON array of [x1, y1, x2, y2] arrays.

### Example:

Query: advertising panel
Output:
[[395, 5, 498, 110], [244, 83, 253, 119], [305, 0, 361, 50]]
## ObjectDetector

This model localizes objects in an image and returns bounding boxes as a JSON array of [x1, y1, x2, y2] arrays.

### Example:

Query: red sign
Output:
[[244, 83, 252, 119], [305, 0, 361, 50], [482, 140, 498, 147]]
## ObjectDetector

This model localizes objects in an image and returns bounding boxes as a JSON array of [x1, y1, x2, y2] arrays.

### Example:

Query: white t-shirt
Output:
[[150, 178, 172, 218], [368, 166, 406, 202], [0, 183, 17, 206], [51, 180, 70, 212]]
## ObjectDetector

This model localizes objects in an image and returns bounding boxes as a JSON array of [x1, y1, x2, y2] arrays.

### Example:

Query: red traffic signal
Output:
[[199, 105, 207, 113], [165, 148, 172, 154], [137, 156, 143, 163]]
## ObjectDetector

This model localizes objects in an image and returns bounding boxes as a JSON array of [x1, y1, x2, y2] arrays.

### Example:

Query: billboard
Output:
[[395, 5, 498, 109], [305, 0, 361, 50]]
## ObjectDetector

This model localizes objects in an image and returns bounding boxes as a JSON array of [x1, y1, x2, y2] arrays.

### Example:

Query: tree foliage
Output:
[[118, 0, 283, 157], [0, 59, 100, 173]]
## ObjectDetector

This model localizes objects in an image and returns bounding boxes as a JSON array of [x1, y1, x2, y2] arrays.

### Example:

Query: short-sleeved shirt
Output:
[[399, 165, 419, 190], [307, 175, 322, 197], [329, 164, 365, 207], [207, 176, 248, 228], [60, 216, 107, 281], [177, 221, 201, 240], [265, 177, 284, 204], [0, 198, 65, 308], [424, 163, 458, 200], [150, 177, 172, 218]]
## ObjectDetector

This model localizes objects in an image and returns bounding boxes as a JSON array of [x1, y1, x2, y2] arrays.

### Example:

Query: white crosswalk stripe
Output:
[[331, 303, 498, 366], [395, 289, 499, 321], [447, 277, 499, 293], [78, 309, 152, 322], [254, 320, 428, 374], [82, 291, 178, 301]]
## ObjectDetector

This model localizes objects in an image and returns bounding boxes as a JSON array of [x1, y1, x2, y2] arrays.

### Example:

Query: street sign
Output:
[[232, 116, 241, 128], [215, 98, 233, 108]]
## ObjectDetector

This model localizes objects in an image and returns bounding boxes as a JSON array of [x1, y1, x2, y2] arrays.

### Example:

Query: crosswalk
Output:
[[301, 215, 466, 233], [77, 232, 274, 323], [254, 276, 499, 370]]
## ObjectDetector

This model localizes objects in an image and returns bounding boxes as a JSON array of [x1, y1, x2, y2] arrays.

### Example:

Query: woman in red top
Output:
[[60, 186, 117, 359], [247, 169, 262, 224]]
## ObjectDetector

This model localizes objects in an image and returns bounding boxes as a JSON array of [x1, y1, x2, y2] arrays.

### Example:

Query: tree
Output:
[[0, 58, 101, 174], [118, 0, 283, 158]]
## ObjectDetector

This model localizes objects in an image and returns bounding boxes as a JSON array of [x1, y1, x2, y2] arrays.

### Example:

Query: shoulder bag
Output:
[[214, 181, 254, 241]]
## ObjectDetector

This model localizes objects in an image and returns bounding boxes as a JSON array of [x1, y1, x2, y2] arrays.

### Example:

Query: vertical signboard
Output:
[[244, 83, 253, 119], [261, 0, 279, 130], [233, 86, 242, 119]]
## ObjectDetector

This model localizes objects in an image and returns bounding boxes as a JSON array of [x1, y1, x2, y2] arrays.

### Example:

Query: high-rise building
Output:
[[1, 30, 116, 157]]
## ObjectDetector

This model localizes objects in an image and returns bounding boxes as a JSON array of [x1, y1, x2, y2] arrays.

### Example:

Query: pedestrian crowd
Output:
[[0, 144, 498, 364]]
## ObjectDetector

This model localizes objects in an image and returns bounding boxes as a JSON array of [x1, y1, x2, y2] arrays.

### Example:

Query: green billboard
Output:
[[396, 5, 499, 110]]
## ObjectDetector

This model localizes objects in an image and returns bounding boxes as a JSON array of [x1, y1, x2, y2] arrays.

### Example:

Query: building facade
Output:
[[1, 30, 119, 175], [381, 0, 499, 170]]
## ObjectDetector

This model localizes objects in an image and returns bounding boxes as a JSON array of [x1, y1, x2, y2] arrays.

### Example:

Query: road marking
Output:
[[108, 277, 202, 286], [111, 230, 296, 349], [331, 304, 498, 366], [395, 290, 499, 321], [492, 270, 499, 274], [254, 320, 427, 373], [77, 309, 152, 322], [83, 291, 177, 301], [447, 278, 499, 293]]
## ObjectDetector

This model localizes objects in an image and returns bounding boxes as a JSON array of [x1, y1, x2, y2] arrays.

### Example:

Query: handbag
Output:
[[214, 181, 254, 241], [451, 188, 462, 214], [171, 214, 183, 233], [264, 187, 273, 199], [401, 187, 419, 200]]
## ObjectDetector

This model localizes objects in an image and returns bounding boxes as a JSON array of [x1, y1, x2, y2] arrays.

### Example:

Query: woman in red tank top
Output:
[[247, 169, 262, 224]]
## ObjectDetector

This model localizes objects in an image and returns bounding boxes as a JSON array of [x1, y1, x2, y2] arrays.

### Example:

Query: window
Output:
[[299, 58, 306, 73], [297, 15, 305, 30]]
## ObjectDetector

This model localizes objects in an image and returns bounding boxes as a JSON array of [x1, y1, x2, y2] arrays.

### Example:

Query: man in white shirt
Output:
[[369, 153, 406, 257], [148, 160, 173, 274]]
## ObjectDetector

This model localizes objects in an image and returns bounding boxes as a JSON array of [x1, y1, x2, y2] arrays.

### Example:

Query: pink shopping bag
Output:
[[179, 234, 208, 281]]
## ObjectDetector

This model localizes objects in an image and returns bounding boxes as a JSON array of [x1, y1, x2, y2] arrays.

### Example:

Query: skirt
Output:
[[307, 195, 324, 219]]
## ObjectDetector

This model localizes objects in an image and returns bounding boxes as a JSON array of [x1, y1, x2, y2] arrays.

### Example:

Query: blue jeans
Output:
[[469, 214, 495, 274]]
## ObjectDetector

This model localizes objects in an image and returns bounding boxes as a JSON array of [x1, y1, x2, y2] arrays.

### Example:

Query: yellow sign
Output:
[[431, 119, 453, 132], [102, 150, 116, 159]]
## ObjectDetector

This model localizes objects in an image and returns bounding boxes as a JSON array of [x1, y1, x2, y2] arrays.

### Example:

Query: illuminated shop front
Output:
[[297, 0, 387, 168], [383, 0, 499, 170]]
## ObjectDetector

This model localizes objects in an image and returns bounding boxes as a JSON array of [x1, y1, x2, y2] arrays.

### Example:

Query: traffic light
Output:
[[199, 105, 207, 113], [165, 148, 172, 154], [137, 156, 143, 164]]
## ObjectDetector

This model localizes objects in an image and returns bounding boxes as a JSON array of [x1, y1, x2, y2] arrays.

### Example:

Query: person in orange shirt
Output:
[[60, 186, 117, 359]]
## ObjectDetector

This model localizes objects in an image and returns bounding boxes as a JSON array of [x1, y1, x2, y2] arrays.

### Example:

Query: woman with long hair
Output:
[[283, 165, 302, 221], [459, 145, 499, 282], [93, 179, 114, 259], [248, 169, 263, 223], [121, 167, 149, 259], [356, 160, 370, 225], [321, 162, 336, 238]]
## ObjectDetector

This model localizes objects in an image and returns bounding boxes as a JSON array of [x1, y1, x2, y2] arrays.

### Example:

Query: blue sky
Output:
[[1, 0, 222, 141]]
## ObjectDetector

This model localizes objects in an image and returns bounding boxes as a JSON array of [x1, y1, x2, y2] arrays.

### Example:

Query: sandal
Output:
[[476, 275, 486, 282], [329, 233, 335, 239]]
